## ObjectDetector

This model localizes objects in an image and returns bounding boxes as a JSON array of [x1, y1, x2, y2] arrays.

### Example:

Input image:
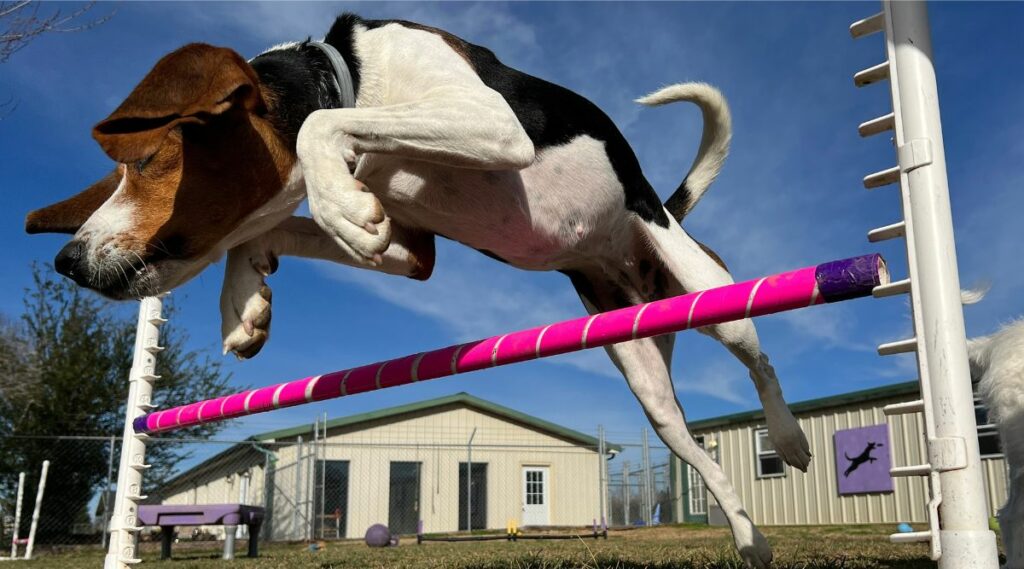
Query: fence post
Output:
[[596, 425, 605, 527], [307, 436, 315, 541], [622, 460, 630, 526], [104, 297, 165, 569], [293, 435, 303, 540], [311, 416, 319, 540], [466, 427, 477, 532], [101, 434, 116, 549], [642, 428, 652, 526], [11, 471, 24, 558], [257, 444, 276, 541], [319, 412, 327, 539]]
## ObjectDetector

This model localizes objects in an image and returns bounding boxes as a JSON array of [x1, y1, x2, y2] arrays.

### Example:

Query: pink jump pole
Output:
[[134, 254, 888, 435]]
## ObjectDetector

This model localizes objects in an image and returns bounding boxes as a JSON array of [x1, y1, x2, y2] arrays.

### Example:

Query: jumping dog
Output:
[[26, 14, 810, 566]]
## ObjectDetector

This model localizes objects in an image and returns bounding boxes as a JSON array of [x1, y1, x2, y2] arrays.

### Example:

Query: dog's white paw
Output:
[[308, 178, 391, 265], [733, 518, 772, 569], [297, 116, 391, 265], [766, 407, 812, 472], [220, 249, 276, 359]]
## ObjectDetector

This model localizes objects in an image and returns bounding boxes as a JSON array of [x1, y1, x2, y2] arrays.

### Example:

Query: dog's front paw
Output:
[[220, 248, 277, 359], [308, 178, 391, 265]]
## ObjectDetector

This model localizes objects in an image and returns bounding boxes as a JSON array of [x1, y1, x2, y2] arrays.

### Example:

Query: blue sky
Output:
[[2, 2, 1022, 452]]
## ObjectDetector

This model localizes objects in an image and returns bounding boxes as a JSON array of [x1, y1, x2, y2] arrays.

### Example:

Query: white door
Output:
[[522, 467, 550, 526]]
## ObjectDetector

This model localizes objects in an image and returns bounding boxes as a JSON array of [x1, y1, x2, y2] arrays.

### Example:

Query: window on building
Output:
[[975, 398, 1003, 458], [688, 436, 708, 517], [754, 428, 785, 478]]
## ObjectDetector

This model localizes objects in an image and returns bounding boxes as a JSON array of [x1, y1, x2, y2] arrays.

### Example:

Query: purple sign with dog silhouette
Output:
[[834, 424, 893, 495]]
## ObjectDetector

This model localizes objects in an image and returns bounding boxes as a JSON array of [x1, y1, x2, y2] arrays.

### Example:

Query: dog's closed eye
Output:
[[135, 155, 153, 174]]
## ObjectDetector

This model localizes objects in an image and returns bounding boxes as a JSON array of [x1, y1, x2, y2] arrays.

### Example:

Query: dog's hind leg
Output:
[[565, 268, 771, 569], [638, 214, 812, 471]]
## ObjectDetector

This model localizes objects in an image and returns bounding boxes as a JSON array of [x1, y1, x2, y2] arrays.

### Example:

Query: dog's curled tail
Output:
[[636, 82, 732, 222], [960, 283, 990, 306]]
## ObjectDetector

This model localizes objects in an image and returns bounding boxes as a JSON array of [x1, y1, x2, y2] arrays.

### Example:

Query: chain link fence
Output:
[[0, 423, 693, 557], [605, 429, 678, 528]]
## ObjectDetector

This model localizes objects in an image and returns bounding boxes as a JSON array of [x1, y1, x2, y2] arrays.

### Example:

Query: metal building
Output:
[[671, 382, 1007, 527]]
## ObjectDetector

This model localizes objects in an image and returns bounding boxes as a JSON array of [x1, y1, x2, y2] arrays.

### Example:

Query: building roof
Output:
[[255, 391, 621, 451], [687, 380, 920, 432], [155, 392, 619, 495]]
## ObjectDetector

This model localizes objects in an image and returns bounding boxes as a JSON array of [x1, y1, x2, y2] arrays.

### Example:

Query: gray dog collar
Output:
[[309, 41, 356, 108]]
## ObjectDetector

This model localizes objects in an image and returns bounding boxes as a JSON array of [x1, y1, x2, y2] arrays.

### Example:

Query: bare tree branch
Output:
[[0, 1, 113, 64]]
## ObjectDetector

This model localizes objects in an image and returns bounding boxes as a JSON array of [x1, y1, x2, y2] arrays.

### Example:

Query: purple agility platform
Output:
[[138, 504, 264, 560], [134, 254, 887, 435]]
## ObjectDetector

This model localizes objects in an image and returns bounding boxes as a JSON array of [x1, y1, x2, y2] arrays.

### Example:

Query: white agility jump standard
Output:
[[853, 1, 998, 566], [134, 254, 888, 435]]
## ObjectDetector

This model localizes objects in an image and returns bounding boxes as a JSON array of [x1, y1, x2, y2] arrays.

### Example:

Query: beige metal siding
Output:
[[159, 403, 601, 540], [692, 393, 1007, 525]]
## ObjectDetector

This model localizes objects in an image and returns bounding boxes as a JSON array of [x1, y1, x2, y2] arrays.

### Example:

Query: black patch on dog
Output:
[[652, 267, 669, 300], [562, 270, 598, 307], [324, 13, 364, 97], [664, 183, 693, 222], [328, 13, 671, 227], [638, 259, 652, 278], [563, 270, 633, 311], [251, 44, 342, 147]]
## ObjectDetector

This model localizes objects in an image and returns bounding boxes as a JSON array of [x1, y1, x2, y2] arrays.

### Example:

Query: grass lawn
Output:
[[23, 524, 956, 568]]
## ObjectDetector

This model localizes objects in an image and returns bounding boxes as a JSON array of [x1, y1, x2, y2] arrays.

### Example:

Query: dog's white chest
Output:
[[356, 136, 627, 270]]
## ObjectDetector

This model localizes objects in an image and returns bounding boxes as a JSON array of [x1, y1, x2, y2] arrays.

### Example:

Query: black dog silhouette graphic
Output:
[[844, 441, 883, 477]]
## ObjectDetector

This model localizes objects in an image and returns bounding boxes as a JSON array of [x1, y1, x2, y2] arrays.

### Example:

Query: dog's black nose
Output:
[[54, 240, 89, 285]]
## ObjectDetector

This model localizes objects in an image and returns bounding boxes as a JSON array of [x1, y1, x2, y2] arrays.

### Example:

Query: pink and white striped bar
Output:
[[135, 254, 888, 435]]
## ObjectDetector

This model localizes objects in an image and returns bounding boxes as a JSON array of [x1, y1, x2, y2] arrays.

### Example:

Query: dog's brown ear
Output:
[[25, 170, 122, 234], [92, 43, 265, 164]]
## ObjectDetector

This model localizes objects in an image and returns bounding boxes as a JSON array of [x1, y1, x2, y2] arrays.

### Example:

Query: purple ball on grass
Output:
[[365, 523, 398, 547]]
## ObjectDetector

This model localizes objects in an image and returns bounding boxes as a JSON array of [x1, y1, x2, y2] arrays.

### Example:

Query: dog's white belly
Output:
[[357, 136, 631, 271]]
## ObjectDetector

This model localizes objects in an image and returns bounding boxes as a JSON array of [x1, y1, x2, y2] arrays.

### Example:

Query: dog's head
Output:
[[26, 43, 299, 299]]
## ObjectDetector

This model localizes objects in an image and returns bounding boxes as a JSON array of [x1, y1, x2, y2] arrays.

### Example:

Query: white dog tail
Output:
[[958, 285, 989, 369], [960, 283, 990, 305], [636, 82, 732, 221]]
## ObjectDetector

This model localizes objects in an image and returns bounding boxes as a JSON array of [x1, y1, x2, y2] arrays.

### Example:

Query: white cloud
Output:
[[776, 304, 874, 353], [675, 359, 752, 406], [311, 242, 620, 379]]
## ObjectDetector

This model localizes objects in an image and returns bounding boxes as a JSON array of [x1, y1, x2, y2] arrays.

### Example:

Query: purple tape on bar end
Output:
[[133, 415, 149, 434], [815, 254, 888, 303]]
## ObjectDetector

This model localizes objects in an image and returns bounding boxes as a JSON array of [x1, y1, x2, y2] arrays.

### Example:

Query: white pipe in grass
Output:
[[24, 461, 49, 560], [10, 472, 25, 558]]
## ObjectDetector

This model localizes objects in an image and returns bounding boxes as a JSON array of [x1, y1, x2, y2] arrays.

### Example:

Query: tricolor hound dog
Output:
[[27, 14, 807, 566]]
